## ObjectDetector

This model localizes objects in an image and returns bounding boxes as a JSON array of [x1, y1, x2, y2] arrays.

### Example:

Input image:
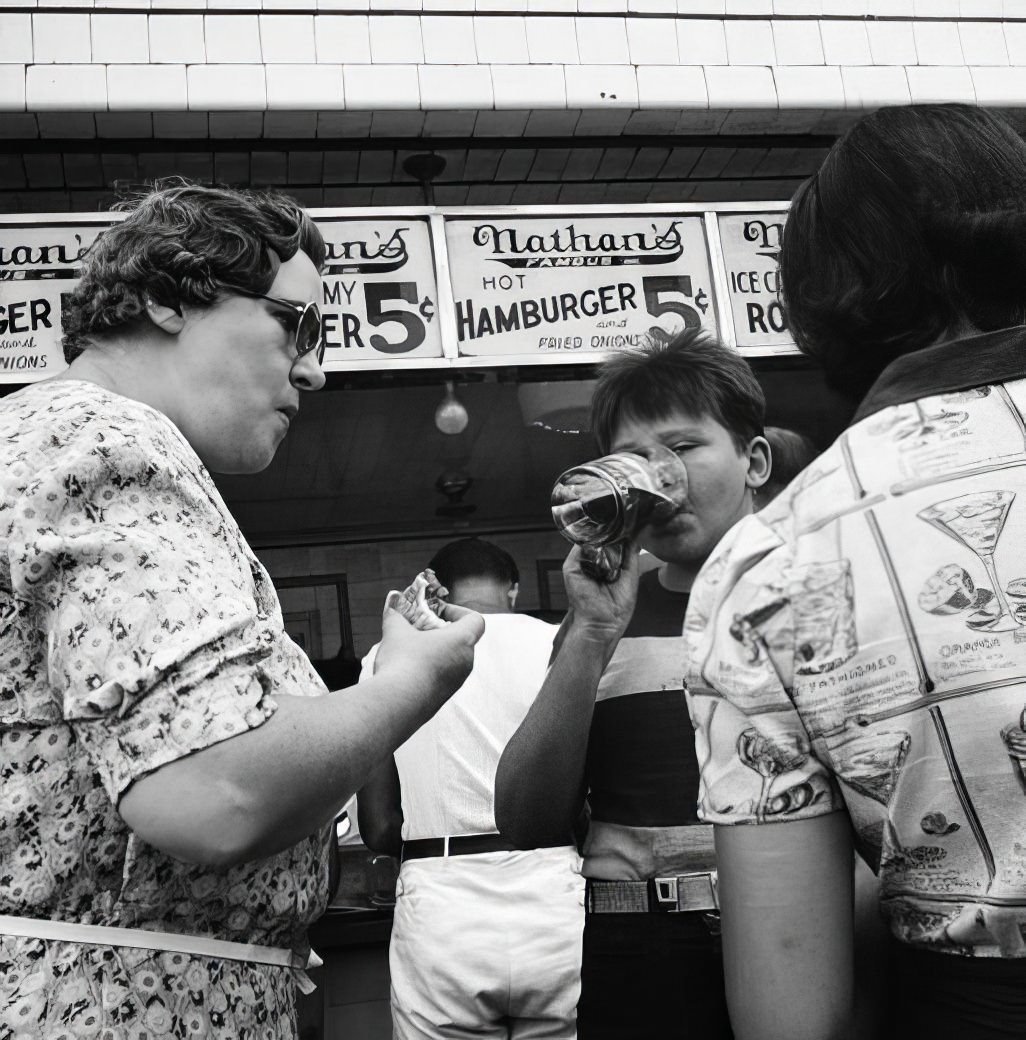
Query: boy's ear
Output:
[[144, 298, 186, 335], [745, 435, 772, 490]]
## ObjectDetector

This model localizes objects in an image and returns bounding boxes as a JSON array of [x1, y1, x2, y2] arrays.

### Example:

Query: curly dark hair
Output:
[[63, 180, 326, 362], [781, 104, 1026, 402]]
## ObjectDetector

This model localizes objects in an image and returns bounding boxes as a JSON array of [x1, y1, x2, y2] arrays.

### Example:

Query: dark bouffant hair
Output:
[[429, 538, 519, 592], [781, 103, 1026, 402], [590, 327, 765, 455], [63, 180, 325, 362]]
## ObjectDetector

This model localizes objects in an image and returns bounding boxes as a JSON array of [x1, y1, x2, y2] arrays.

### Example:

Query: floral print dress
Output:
[[0, 380, 333, 1039]]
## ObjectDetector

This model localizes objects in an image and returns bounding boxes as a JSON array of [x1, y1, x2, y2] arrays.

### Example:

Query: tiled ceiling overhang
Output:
[[0, 132, 832, 210], [7, 4, 1026, 208]]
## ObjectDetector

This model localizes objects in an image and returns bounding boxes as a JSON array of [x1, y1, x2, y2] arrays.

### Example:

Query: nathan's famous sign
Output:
[[0, 223, 113, 380], [314, 219, 442, 362], [444, 216, 718, 357], [717, 213, 793, 350]]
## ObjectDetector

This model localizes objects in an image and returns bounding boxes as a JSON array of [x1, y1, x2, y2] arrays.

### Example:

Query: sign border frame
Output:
[[0, 201, 794, 381]]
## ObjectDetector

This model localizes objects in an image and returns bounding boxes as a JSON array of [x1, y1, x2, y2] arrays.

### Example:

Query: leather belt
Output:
[[400, 832, 568, 862], [585, 872, 719, 914]]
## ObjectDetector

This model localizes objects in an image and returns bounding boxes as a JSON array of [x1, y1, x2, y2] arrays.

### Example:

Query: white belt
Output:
[[0, 914, 323, 995]]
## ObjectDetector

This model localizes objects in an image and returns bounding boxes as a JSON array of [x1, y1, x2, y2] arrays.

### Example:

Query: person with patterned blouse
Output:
[[0, 183, 483, 1040], [685, 104, 1026, 1040]]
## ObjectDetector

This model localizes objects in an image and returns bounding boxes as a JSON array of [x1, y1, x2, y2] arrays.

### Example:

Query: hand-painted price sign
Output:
[[0, 220, 112, 383], [314, 218, 442, 362], [444, 215, 717, 357], [717, 212, 795, 350]]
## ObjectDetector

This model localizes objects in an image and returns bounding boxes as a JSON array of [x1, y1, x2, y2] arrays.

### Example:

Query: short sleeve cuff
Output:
[[76, 655, 279, 802]]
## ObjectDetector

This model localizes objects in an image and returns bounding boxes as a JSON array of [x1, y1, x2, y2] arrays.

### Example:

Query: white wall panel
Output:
[[9, 3, 1026, 135]]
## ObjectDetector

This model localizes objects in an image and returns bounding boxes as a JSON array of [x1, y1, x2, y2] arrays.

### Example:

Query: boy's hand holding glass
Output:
[[560, 541, 641, 650]]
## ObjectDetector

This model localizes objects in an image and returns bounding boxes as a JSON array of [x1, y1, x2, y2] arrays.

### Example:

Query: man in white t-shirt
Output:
[[358, 538, 585, 1040]]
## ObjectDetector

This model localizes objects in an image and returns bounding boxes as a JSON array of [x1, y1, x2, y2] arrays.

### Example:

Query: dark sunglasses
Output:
[[223, 285, 326, 372]]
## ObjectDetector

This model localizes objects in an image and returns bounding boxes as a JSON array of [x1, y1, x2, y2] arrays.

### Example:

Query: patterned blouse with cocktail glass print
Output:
[[685, 327, 1026, 959]]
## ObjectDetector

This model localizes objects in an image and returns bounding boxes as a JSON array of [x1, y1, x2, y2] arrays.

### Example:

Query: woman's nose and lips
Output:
[[258, 248, 326, 408], [244, 255, 326, 469]]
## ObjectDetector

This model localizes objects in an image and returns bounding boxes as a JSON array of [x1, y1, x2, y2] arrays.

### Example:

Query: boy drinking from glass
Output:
[[495, 328, 770, 1038]]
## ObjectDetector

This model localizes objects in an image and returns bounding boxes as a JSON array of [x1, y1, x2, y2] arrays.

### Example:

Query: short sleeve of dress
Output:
[[5, 405, 280, 802], [684, 513, 844, 826]]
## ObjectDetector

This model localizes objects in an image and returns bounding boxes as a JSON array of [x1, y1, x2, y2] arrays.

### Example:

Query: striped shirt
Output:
[[582, 564, 714, 880]]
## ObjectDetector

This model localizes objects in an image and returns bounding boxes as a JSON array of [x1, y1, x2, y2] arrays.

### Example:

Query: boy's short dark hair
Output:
[[429, 538, 519, 592], [63, 179, 325, 362], [590, 327, 765, 455]]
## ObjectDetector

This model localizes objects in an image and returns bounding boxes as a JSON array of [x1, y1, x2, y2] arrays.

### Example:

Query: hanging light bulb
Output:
[[434, 380, 469, 435]]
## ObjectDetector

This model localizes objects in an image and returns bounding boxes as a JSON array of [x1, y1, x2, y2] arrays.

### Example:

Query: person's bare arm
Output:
[[120, 604, 483, 867], [715, 813, 855, 1040], [494, 545, 639, 849], [357, 756, 403, 858]]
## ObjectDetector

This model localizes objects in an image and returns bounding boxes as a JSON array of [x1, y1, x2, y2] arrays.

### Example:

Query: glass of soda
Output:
[[551, 446, 688, 581]]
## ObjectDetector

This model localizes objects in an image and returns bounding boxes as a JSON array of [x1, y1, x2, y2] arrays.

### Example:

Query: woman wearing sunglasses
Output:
[[0, 182, 484, 1039]]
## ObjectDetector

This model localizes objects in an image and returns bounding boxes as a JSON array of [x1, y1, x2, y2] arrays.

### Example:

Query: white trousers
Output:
[[389, 845, 585, 1040]]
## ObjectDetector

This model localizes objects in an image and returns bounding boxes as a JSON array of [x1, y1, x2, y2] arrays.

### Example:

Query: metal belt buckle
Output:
[[650, 872, 720, 913], [677, 871, 718, 911], [652, 876, 680, 912]]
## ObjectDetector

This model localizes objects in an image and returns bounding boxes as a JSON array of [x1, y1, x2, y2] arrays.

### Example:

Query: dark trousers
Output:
[[887, 939, 1026, 1040], [576, 911, 733, 1040]]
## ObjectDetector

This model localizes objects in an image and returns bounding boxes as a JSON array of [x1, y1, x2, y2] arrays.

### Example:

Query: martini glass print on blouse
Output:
[[898, 399, 968, 448], [918, 491, 1019, 632], [833, 729, 911, 807]]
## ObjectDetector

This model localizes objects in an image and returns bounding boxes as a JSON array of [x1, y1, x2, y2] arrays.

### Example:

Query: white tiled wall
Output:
[[3, 4, 1026, 127]]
